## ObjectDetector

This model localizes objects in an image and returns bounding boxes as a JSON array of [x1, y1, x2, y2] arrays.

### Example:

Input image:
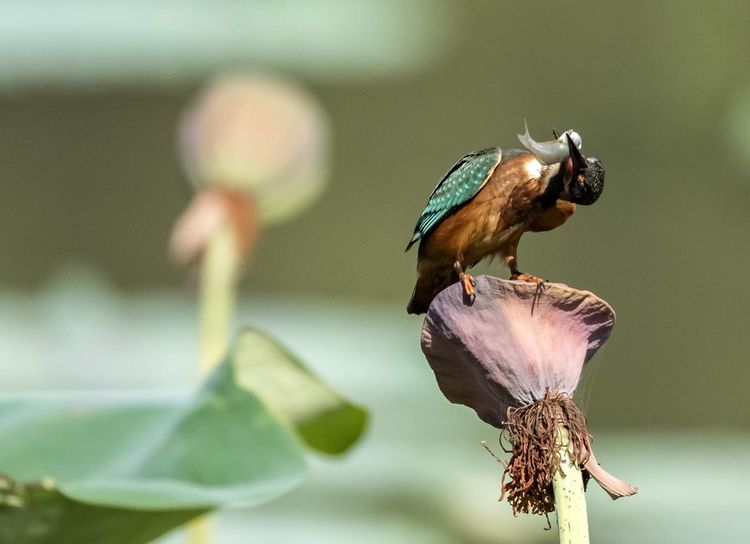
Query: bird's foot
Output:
[[459, 272, 476, 298], [510, 272, 545, 284]]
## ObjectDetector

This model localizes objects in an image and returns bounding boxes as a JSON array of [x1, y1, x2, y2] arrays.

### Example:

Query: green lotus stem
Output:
[[198, 222, 237, 376], [187, 516, 214, 544], [552, 424, 590, 544], [188, 222, 238, 543]]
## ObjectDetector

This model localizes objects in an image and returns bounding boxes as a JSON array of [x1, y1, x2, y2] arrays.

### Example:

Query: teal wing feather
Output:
[[406, 147, 501, 250]]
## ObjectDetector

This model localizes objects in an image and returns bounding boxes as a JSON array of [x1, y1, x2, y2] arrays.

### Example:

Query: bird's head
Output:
[[563, 133, 605, 206]]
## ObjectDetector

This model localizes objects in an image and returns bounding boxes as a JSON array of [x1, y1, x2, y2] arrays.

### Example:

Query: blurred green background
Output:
[[1, 1, 749, 542]]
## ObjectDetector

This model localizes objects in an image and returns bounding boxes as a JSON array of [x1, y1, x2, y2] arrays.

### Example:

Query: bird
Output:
[[405, 125, 605, 315]]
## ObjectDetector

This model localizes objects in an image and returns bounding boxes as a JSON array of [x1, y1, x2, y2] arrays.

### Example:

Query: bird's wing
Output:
[[406, 147, 501, 250]]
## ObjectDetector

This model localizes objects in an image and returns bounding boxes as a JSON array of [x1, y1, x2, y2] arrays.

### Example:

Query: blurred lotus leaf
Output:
[[0, 328, 367, 543], [0, 1, 448, 89], [0, 478, 203, 544], [0, 346, 306, 543], [231, 328, 369, 456], [178, 75, 330, 225]]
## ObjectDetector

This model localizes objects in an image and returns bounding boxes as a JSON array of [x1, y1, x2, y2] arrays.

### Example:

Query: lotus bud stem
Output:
[[187, 214, 239, 544], [187, 203, 241, 544], [198, 222, 238, 376]]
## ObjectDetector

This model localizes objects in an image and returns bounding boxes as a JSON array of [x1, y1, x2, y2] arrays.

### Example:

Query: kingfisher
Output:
[[406, 125, 605, 315]]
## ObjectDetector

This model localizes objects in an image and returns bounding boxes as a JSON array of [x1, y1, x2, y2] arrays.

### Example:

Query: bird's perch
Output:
[[420, 276, 636, 538], [553, 421, 589, 544]]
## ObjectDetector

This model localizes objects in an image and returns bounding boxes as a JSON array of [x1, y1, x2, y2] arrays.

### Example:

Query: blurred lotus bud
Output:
[[171, 75, 329, 268], [421, 276, 636, 515], [178, 75, 330, 225], [169, 186, 257, 267]]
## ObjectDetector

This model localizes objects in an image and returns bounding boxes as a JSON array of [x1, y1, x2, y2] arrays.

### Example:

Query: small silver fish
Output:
[[517, 120, 582, 165]]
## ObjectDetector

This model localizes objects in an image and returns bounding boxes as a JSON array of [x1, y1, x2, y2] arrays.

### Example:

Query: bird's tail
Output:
[[407, 265, 454, 315]]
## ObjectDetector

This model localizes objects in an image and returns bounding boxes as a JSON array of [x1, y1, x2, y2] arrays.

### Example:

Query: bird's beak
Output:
[[567, 133, 587, 174]]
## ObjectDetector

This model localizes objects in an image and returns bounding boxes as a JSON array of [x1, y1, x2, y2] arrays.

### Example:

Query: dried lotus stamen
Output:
[[499, 390, 591, 517]]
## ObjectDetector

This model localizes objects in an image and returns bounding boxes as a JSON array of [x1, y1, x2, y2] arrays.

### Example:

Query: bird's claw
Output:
[[460, 273, 476, 298], [510, 272, 545, 284]]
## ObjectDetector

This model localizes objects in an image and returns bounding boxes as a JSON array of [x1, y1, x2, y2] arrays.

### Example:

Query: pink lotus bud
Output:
[[169, 186, 257, 266], [178, 75, 330, 225]]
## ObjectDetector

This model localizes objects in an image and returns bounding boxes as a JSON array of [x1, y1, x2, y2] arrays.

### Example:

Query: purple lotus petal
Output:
[[585, 450, 638, 499], [421, 275, 615, 428]]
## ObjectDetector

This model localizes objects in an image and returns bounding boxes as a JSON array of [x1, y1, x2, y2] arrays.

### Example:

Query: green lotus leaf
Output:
[[0, 360, 306, 543], [230, 328, 369, 456]]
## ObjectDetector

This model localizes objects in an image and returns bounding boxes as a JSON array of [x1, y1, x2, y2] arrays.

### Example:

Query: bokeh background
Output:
[[1, 1, 749, 542]]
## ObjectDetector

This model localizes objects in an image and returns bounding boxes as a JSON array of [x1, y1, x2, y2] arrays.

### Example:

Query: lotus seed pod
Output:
[[178, 75, 330, 225], [421, 276, 614, 427], [421, 275, 636, 513]]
